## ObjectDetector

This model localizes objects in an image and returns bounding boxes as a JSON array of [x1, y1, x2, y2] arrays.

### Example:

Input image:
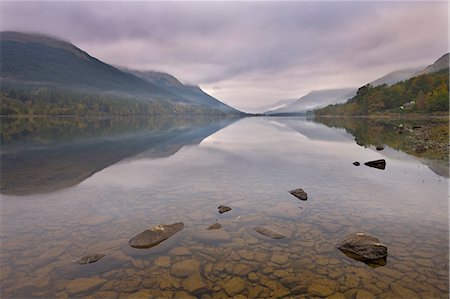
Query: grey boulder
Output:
[[129, 222, 184, 249], [336, 232, 388, 264]]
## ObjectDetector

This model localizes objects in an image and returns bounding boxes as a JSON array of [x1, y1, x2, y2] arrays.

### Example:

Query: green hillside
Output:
[[315, 68, 449, 116]]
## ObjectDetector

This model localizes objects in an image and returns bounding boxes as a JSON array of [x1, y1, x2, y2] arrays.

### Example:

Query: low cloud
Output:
[[1, 1, 447, 112]]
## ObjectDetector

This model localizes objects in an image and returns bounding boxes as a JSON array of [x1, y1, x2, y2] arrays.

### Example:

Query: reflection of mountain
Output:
[[1, 117, 236, 195], [269, 117, 355, 143], [314, 117, 449, 177]]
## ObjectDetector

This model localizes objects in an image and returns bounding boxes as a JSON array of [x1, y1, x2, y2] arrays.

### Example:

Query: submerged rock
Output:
[[253, 226, 286, 239], [289, 188, 308, 200], [75, 253, 105, 265], [336, 233, 388, 264], [218, 205, 232, 214], [193, 227, 231, 242], [207, 222, 222, 230], [364, 159, 386, 170], [171, 259, 200, 278], [182, 272, 207, 293], [223, 277, 246, 296], [353, 162, 360, 166], [129, 222, 184, 249], [65, 277, 107, 295]]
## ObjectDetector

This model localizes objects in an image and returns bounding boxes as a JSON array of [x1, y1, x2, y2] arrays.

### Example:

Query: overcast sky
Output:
[[1, 1, 448, 112]]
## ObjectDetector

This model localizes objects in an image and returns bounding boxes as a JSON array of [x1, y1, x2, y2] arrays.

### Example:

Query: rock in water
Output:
[[129, 222, 184, 249], [192, 227, 231, 242], [218, 205, 232, 214], [289, 188, 308, 200], [353, 162, 360, 166], [75, 253, 105, 264], [253, 226, 286, 239], [364, 159, 386, 170], [336, 233, 388, 264], [207, 223, 222, 230], [376, 146, 384, 151]]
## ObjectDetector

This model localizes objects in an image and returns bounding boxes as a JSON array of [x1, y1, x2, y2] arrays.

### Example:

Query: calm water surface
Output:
[[0, 116, 448, 298]]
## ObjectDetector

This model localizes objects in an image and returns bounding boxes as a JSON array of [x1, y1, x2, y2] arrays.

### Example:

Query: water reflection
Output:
[[0, 117, 237, 195], [0, 116, 448, 298], [313, 117, 449, 177]]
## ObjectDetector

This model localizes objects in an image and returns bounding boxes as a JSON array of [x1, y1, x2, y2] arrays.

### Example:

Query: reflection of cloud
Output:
[[1, 2, 447, 111]]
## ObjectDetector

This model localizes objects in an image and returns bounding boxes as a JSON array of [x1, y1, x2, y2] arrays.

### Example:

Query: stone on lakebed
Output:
[[75, 253, 105, 265], [129, 222, 184, 249], [253, 226, 286, 239], [336, 232, 388, 265]]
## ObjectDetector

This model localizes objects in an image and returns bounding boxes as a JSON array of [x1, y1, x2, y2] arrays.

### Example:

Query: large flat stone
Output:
[[129, 222, 184, 249]]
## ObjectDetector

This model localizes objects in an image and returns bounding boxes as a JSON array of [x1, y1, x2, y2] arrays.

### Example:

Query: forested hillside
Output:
[[0, 88, 228, 116], [315, 68, 449, 116]]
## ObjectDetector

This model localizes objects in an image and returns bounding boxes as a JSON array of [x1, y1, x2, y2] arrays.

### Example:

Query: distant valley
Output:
[[264, 53, 448, 116]]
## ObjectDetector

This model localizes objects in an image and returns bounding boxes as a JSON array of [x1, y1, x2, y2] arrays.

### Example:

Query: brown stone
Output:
[[65, 278, 107, 295], [171, 259, 201, 278], [270, 253, 289, 265], [232, 264, 253, 276], [207, 223, 222, 230], [154, 256, 171, 268], [170, 247, 191, 256], [253, 226, 286, 239], [75, 253, 105, 265], [182, 272, 207, 293], [308, 283, 334, 297], [223, 277, 246, 296]]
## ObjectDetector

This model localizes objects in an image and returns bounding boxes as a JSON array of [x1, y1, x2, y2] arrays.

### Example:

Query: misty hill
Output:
[[264, 62, 430, 115], [370, 67, 424, 87], [416, 53, 449, 75], [0, 31, 241, 115], [252, 99, 297, 114], [266, 88, 356, 115], [121, 69, 238, 114]]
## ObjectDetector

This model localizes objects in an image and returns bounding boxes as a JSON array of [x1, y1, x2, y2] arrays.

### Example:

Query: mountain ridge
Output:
[[266, 88, 356, 115], [0, 31, 242, 115]]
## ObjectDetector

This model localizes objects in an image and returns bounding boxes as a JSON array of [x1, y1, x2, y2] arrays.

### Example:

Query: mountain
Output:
[[265, 63, 428, 115], [266, 88, 356, 115], [416, 53, 449, 75], [251, 99, 297, 114], [120, 69, 239, 114], [369, 67, 424, 87], [0, 31, 241, 115]]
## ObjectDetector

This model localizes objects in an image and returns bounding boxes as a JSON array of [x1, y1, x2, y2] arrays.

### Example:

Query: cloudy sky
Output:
[[1, 1, 448, 112]]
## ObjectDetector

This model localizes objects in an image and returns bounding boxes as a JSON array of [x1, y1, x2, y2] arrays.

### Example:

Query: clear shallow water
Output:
[[0, 116, 448, 298]]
